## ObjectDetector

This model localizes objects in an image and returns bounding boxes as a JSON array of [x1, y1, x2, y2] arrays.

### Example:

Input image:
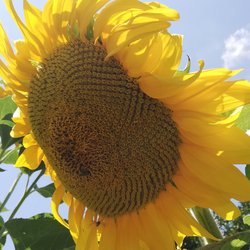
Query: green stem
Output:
[[0, 169, 44, 237], [8, 169, 45, 221], [192, 207, 223, 244], [0, 172, 23, 213], [0, 148, 6, 163]]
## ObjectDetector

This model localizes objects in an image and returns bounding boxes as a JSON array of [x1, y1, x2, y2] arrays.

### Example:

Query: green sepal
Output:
[[174, 55, 191, 77], [66, 23, 80, 40], [86, 18, 94, 40]]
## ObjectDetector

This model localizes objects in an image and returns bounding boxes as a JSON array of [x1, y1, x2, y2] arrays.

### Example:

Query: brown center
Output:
[[28, 39, 180, 217]]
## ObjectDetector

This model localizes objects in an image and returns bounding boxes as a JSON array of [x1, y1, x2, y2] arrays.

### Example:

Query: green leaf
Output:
[[0, 120, 14, 127], [1, 148, 19, 165], [0, 96, 16, 120], [63, 247, 75, 250], [6, 213, 75, 250], [0, 168, 5, 172], [0, 216, 6, 248], [243, 215, 250, 226], [0, 114, 20, 151], [197, 230, 250, 250], [235, 104, 250, 131], [34, 183, 55, 198], [245, 165, 250, 181], [231, 239, 247, 248]]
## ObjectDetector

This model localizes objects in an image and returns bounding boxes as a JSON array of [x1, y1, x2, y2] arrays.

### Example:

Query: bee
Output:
[[96, 220, 101, 227]]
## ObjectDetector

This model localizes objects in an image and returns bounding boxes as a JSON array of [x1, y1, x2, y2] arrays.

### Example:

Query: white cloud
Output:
[[222, 25, 250, 68]]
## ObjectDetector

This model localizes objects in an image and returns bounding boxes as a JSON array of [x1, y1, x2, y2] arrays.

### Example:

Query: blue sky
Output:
[[0, 0, 250, 249]]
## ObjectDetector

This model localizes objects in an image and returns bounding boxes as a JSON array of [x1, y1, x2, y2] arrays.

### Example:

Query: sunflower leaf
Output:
[[0, 96, 16, 120], [0, 216, 6, 249], [1, 148, 19, 165], [0, 120, 14, 127], [5, 213, 75, 250], [197, 230, 250, 249], [235, 104, 250, 131], [63, 247, 75, 250], [0, 114, 20, 151], [0, 168, 5, 172], [34, 183, 55, 198], [245, 165, 250, 181], [243, 215, 250, 226]]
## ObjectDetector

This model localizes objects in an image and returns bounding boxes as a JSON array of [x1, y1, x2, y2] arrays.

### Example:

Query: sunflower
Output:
[[1, 0, 250, 249]]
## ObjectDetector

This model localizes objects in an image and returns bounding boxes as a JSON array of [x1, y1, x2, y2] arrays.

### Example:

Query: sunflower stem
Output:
[[0, 171, 23, 213], [0, 169, 45, 238], [192, 207, 223, 243], [7, 169, 45, 221]]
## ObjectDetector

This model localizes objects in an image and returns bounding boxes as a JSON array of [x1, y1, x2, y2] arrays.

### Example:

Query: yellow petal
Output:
[[95, 0, 179, 58], [138, 204, 176, 250], [0, 86, 7, 98], [76, 211, 97, 250], [51, 184, 69, 228], [166, 68, 246, 113], [0, 23, 15, 63], [4, 0, 45, 57], [105, 22, 169, 58], [23, 133, 37, 148], [69, 198, 78, 242], [44, 0, 77, 42], [10, 122, 31, 138], [117, 32, 182, 79], [0, 59, 29, 93], [23, 0, 53, 54], [158, 186, 217, 242], [76, 0, 110, 40], [99, 218, 116, 250], [174, 164, 241, 220], [15, 145, 43, 170], [11, 109, 31, 138], [12, 92, 28, 110], [69, 199, 85, 242], [140, 60, 204, 99], [115, 214, 140, 250], [180, 144, 250, 202], [95, 0, 178, 41]]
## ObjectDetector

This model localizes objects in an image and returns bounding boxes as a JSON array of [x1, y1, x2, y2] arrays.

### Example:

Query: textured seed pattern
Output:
[[28, 39, 181, 217]]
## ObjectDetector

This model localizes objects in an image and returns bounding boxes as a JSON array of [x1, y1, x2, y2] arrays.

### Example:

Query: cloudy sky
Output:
[[169, 0, 250, 79], [0, 0, 250, 248]]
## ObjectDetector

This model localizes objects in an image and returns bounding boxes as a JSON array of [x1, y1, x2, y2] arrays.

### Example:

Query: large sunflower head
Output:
[[1, 0, 250, 249]]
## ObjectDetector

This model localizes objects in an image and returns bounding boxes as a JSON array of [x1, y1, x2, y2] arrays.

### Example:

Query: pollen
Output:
[[28, 39, 181, 217]]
